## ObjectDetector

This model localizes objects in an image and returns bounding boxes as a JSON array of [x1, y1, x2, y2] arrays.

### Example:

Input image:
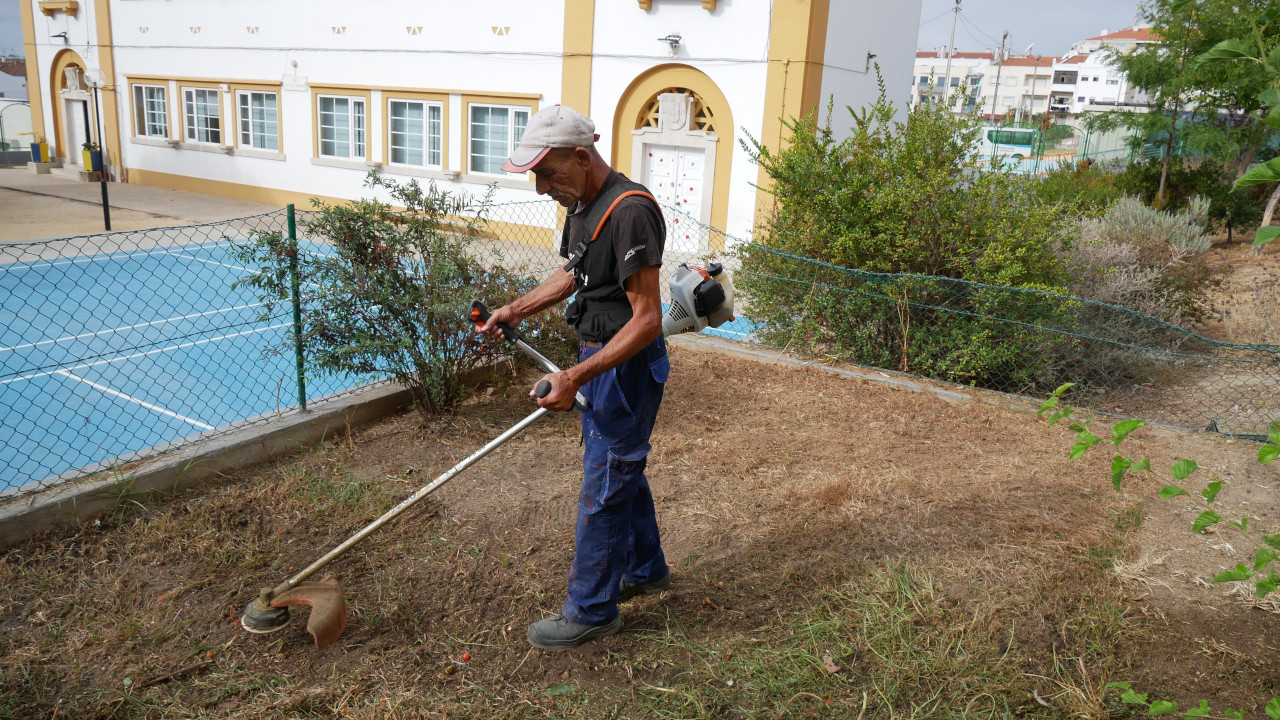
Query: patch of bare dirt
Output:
[[0, 341, 1276, 718]]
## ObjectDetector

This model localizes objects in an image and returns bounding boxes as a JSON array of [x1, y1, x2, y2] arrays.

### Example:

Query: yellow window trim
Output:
[[177, 82, 226, 146], [637, 0, 716, 10], [230, 83, 284, 152], [39, 1, 78, 17], [462, 94, 539, 176], [311, 87, 372, 162], [127, 80, 174, 141], [384, 91, 450, 170]]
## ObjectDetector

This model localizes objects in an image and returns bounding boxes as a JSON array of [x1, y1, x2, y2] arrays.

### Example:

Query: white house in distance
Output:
[[0, 59, 28, 100], [915, 26, 1156, 124], [913, 49, 1056, 122], [18, 0, 923, 246]]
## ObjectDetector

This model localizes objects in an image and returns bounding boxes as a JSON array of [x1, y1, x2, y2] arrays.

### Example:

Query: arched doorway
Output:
[[612, 65, 733, 252], [49, 50, 92, 167]]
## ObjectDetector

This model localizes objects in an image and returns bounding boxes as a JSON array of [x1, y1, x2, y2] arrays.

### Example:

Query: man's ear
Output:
[[573, 146, 592, 167]]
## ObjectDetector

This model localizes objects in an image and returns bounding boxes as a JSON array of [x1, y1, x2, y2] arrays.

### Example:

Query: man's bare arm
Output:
[[536, 265, 663, 411], [478, 268, 577, 341]]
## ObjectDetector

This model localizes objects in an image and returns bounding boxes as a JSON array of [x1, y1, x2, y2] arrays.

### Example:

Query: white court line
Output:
[[166, 252, 255, 274], [1, 323, 290, 386], [3, 240, 236, 273], [55, 369, 214, 430], [0, 302, 265, 354]]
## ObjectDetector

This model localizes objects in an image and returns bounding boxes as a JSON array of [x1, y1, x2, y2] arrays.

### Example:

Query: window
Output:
[[469, 104, 529, 174], [132, 84, 167, 138], [949, 77, 960, 87], [1106, 79, 1120, 85], [318, 95, 366, 159], [237, 90, 279, 151], [182, 87, 221, 144], [388, 99, 443, 168]]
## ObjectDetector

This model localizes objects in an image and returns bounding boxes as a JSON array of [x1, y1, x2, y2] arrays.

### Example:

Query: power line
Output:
[[957, 13, 1002, 48], [919, 8, 953, 26]]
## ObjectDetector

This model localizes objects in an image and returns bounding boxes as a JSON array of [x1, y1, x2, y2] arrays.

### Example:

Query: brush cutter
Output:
[[238, 300, 585, 650]]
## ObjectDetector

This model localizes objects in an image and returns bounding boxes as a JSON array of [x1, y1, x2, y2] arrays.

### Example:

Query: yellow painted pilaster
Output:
[[755, 0, 830, 226], [561, 0, 594, 115], [20, 0, 46, 147], [93, 0, 122, 175]]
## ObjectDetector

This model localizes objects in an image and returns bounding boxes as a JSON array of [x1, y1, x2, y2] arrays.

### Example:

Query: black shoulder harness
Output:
[[562, 180, 664, 273]]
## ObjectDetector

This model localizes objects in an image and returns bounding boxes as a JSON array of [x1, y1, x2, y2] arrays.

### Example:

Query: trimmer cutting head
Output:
[[238, 575, 348, 650], [240, 591, 291, 634]]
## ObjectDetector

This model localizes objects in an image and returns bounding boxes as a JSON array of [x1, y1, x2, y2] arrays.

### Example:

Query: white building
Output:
[[18, 0, 923, 245], [912, 50, 1055, 122], [0, 60, 27, 100], [915, 26, 1157, 124]]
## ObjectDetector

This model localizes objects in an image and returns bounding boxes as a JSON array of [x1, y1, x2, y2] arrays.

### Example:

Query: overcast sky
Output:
[[1, 0, 20, 58], [918, 0, 1144, 57], [0, 0, 1144, 63]]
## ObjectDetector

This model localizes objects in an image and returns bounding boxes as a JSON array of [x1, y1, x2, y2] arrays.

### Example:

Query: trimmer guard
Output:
[[270, 575, 348, 650]]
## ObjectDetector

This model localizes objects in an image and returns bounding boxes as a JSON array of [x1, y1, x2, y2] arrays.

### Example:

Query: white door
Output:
[[66, 100, 87, 167], [644, 144, 707, 253]]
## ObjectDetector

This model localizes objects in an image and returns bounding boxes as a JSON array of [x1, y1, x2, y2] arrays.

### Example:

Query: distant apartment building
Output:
[[913, 26, 1156, 122], [0, 60, 28, 100]]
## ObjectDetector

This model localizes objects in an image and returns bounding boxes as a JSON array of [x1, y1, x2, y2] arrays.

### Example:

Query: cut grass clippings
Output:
[[1, 345, 1277, 718]]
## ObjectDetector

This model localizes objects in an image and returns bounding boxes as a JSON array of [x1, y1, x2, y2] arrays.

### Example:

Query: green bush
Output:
[[737, 81, 1071, 392], [231, 173, 578, 415], [1029, 161, 1126, 218], [1118, 157, 1264, 236], [1064, 196, 1216, 326]]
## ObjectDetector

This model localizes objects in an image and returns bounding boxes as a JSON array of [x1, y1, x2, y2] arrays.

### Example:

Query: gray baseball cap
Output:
[[501, 105, 599, 173]]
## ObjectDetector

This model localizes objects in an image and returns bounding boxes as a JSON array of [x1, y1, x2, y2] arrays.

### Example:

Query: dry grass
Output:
[[0, 342, 1277, 719]]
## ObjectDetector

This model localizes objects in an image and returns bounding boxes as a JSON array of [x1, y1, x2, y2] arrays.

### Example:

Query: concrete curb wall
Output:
[[0, 381, 419, 549]]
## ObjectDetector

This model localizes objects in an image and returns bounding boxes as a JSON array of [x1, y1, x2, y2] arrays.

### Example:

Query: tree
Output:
[[1087, 0, 1278, 223], [1187, 0, 1280, 251]]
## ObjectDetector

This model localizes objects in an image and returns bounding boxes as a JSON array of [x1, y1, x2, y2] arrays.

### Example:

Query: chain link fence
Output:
[[4, 195, 1274, 501]]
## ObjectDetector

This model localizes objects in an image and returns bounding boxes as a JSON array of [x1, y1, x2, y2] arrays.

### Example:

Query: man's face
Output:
[[531, 148, 589, 207]]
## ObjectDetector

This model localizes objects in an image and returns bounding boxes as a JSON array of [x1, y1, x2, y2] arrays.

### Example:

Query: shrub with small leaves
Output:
[[1040, 383, 1280, 720], [232, 173, 577, 416]]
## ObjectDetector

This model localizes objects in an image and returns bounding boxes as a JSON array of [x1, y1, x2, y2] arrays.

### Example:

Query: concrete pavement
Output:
[[0, 168, 277, 241]]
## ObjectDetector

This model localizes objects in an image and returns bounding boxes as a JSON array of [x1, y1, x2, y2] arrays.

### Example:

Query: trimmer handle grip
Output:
[[535, 380, 552, 398], [469, 299, 524, 343]]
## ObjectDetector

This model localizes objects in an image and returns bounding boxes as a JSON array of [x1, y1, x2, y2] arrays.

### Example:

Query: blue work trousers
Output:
[[562, 336, 670, 625]]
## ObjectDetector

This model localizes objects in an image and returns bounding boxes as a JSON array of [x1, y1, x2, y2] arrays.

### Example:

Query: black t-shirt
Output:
[[559, 171, 665, 342]]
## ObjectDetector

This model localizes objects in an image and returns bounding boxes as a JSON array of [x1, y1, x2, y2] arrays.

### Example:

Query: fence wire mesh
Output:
[[4, 196, 1275, 501]]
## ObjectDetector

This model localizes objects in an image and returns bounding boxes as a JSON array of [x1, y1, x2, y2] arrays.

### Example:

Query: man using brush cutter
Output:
[[476, 104, 672, 650]]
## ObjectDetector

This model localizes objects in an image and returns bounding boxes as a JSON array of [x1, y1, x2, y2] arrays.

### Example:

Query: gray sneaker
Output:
[[527, 614, 622, 650], [618, 571, 671, 602]]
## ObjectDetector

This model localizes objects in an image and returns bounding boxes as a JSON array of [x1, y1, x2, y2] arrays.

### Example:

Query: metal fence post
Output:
[[287, 204, 307, 412]]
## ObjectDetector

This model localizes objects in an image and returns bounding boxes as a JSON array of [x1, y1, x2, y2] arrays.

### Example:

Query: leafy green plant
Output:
[[231, 173, 576, 416], [737, 76, 1071, 393], [1063, 195, 1217, 326], [1040, 382, 1280, 720]]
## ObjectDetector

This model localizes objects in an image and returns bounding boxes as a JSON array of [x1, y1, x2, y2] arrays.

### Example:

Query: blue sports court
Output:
[[0, 239, 359, 494]]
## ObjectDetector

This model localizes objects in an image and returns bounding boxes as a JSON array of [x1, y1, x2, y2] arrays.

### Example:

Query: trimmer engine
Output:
[[662, 263, 735, 336]]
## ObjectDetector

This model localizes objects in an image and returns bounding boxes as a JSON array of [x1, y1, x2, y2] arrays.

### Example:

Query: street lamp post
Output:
[[89, 76, 111, 231]]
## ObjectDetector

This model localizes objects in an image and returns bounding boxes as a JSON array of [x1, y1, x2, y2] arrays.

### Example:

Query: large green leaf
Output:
[[1193, 39, 1256, 68], [1193, 510, 1222, 533], [1212, 564, 1252, 583], [1255, 548, 1278, 571], [1263, 444, 1280, 463], [1201, 480, 1222, 503], [1111, 456, 1132, 490], [1267, 697, 1280, 720], [1255, 227, 1280, 251], [1111, 419, 1145, 445], [1234, 157, 1280, 188], [1261, 88, 1280, 107], [1148, 700, 1178, 715], [1157, 484, 1188, 499], [1170, 459, 1199, 481], [1261, 572, 1280, 598]]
